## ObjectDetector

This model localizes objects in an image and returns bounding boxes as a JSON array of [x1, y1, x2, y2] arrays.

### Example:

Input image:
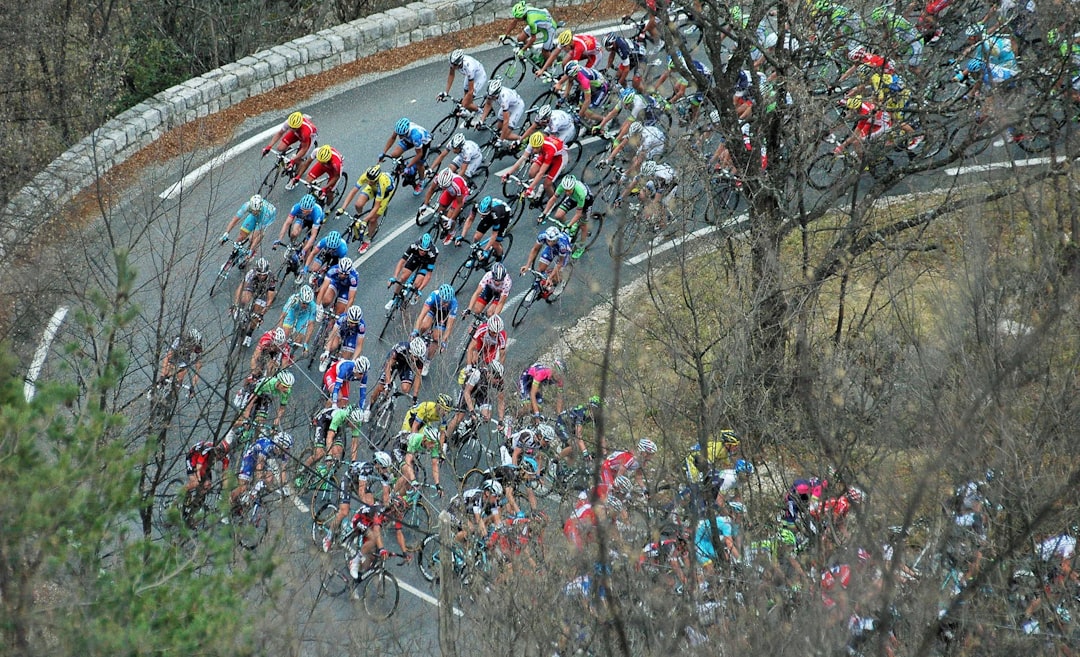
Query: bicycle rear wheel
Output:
[[452, 434, 484, 477], [807, 151, 852, 191], [430, 115, 460, 150], [397, 500, 432, 551], [491, 56, 527, 89], [259, 162, 283, 197], [362, 571, 400, 619], [581, 213, 604, 251]]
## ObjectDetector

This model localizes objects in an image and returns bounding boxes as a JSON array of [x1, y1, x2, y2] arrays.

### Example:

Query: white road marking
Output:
[[159, 128, 279, 200], [945, 154, 1072, 176], [625, 214, 747, 266], [398, 579, 465, 616], [24, 306, 69, 401]]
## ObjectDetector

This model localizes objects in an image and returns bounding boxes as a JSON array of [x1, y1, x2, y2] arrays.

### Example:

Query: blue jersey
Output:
[[289, 203, 326, 226], [315, 237, 349, 260], [537, 230, 572, 258], [237, 200, 277, 231], [282, 295, 318, 328], [238, 436, 279, 480], [326, 265, 359, 294], [422, 293, 458, 324], [334, 314, 366, 340], [330, 360, 368, 407], [402, 123, 433, 149]]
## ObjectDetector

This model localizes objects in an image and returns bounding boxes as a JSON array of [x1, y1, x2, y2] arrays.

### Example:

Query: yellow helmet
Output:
[[287, 111, 304, 129], [315, 145, 333, 163], [528, 132, 545, 149], [844, 95, 863, 111], [557, 29, 573, 47]]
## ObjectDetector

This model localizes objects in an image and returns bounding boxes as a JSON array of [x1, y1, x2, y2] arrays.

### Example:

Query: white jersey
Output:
[[460, 55, 489, 93], [452, 139, 484, 177], [478, 270, 512, 297], [493, 87, 526, 129], [544, 109, 577, 144], [639, 125, 666, 159]]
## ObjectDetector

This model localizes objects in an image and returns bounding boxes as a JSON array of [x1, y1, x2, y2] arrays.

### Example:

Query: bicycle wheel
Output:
[[496, 231, 514, 260], [321, 569, 350, 596], [450, 258, 476, 293], [308, 473, 339, 521], [311, 510, 335, 547], [530, 89, 561, 114], [235, 506, 268, 550], [378, 297, 401, 341], [259, 162, 283, 197], [504, 196, 527, 232], [1014, 113, 1057, 154], [154, 478, 186, 531], [325, 171, 350, 214], [306, 316, 332, 370], [207, 255, 234, 298], [362, 570, 400, 619], [430, 115, 459, 149], [511, 286, 538, 328], [807, 151, 852, 191], [581, 212, 604, 250], [415, 203, 437, 228], [460, 468, 490, 493], [524, 454, 554, 498], [491, 56, 527, 89], [465, 165, 490, 204], [418, 534, 444, 585], [580, 150, 614, 188], [398, 500, 432, 551], [453, 435, 484, 478]]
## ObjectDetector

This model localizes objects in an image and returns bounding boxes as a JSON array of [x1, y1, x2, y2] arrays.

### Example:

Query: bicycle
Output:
[[490, 34, 561, 89], [431, 96, 477, 148], [258, 147, 305, 197], [449, 232, 514, 294], [387, 480, 437, 552], [302, 174, 349, 215], [511, 267, 571, 328], [305, 306, 339, 370], [271, 235, 306, 289], [378, 274, 421, 341], [291, 449, 340, 520], [320, 549, 403, 620], [500, 170, 546, 230], [208, 241, 252, 298], [445, 407, 499, 476], [417, 532, 495, 590], [541, 211, 605, 255], [156, 477, 223, 533], [229, 479, 272, 550], [414, 203, 459, 245], [367, 391, 410, 451]]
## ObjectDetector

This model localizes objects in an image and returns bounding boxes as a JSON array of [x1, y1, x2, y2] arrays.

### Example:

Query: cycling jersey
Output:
[[626, 94, 665, 127], [382, 341, 423, 385], [401, 242, 439, 274], [523, 7, 557, 49], [421, 291, 458, 326], [338, 462, 393, 506], [437, 174, 470, 210], [451, 140, 484, 178], [472, 198, 513, 235], [254, 331, 292, 364], [242, 270, 277, 298], [601, 450, 639, 482], [314, 236, 349, 262], [353, 172, 396, 216], [314, 406, 353, 448], [492, 87, 526, 129], [518, 362, 563, 401], [643, 164, 677, 195], [398, 122, 433, 150], [542, 109, 577, 144], [325, 264, 359, 296], [332, 314, 366, 351], [467, 322, 507, 364], [569, 66, 609, 108], [457, 488, 499, 519], [281, 294, 318, 331], [477, 270, 512, 299], [555, 180, 592, 209], [636, 125, 667, 160], [324, 359, 368, 408], [607, 35, 643, 69], [168, 336, 203, 368], [238, 436, 282, 481], [237, 199, 278, 233], [694, 516, 736, 565], [457, 54, 489, 93], [566, 34, 599, 66], [406, 430, 442, 458], [280, 116, 318, 149], [404, 401, 445, 430], [186, 441, 227, 479], [535, 230, 572, 264], [510, 428, 544, 452], [351, 503, 385, 533], [528, 135, 566, 170], [308, 147, 344, 181], [288, 203, 325, 227]]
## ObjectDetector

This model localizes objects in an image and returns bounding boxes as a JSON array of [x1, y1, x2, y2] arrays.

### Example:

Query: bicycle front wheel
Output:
[[259, 162, 283, 197], [321, 569, 350, 597], [235, 506, 268, 550], [398, 500, 432, 551], [208, 257, 234, 298], [362, 570, 400, 619], [807, 152, 852, 191], [511, 286, 538, 328], [418, 534, 444, 585], [582, 213, 604, 250]]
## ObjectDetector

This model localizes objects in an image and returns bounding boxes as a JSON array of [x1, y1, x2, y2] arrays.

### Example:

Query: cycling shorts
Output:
[[315, 415, 346, 450], [396, 142, 431, 162], [497, 104, 526, 131], [438, 189, 467, 210], [478, 284, 504, 305], [240, 212, 274, 233], [355, 183, 396, 217], [186, 453, 213, 480], [453, 154, 484, 179], [475, 212, 507, 236], [238, 451, 262, 481], [421, 310, 451, 333], [339, 331, 361, 353], [539, 154, 565, 182], [403, 255, 436, 275], [381, 359, 418, 386], [557, 193, 594, 215], [307, 162, 341, 183], [331, 280, 356, 302]]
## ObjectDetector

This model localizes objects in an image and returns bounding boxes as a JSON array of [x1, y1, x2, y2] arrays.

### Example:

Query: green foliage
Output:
[[116, 36, 193, 114]]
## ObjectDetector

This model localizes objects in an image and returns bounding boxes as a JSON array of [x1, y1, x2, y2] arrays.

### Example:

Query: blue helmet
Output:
[[395, 117, 411, 135], [619, 87, 636, 106], [735, 459, 754, 474], [419, 233, 433, 250], [438, 284, 455, 302], [299, 194, 318, 211], [323, 231, 342, 249]]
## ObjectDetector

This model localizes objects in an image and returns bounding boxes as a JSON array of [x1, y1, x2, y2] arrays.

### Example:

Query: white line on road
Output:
[[398, 579, 465, 616], [625, 214, 747, 267], [24, 306, 69, 402], [945, 154, 1072, 176], [159, 128, 279, 200]]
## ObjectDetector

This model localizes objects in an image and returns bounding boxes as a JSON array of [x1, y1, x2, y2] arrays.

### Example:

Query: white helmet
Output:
[[374, 451, 392, 468], [437, 168, 455, 188], [276, 370, 295, 387], [299, 285, 315, 303], [489, 360, 504, 378], [449, 133, 466, 150], [535, 105, 552, 121], [486, 314, 504, 334], [271, 327, 287, 345], [272, 431, 294, 450], [338, 257, 354, 272], [352, 356, 370, 373], [346, 305, 363, 323], [537, 423, 556, 442], [484, 479, 504, 496], [638, 438, 658, 454], [449, 49, 465, 66], [629, 121, 644, 136], [640, 160, 657, 177], [348, 406, 365, 425], [248, 194, 264, 212], [409, 337, 427, 358], [487, 77, 503, 98], [543, 226, 561, 242]]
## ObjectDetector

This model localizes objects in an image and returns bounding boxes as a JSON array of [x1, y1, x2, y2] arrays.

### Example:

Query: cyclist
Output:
[[223, 370, 295, 447], [446, 360, 507, 440], [957, 24, 1019, 93], [181, 439, 230, 499], [413, 283, 459, 374], [511, 2, 559, 56], [831, 95, 893, 156], [389, 232, 438, 297], [556, 395, 598, 465], [367, 337, 427, 413], [335, 165, 396, 255], [156, 327, 204, 396], [477, 77, 526, 142], [510, 422, 556, 512], [597, 87, 665, 141], [316, 256, 359, 320], [464, 313, 507, 368], [272, 193, 325, 257], [230, 430, 294, 507], [426, 168, 471, 245], [541, 174, 594, 260], [516, 359, 565, 419], [305, 405, 366, 477], [520, 225, 571, 294], [380, 117, 433, 196], [262, 111, 317, 168], [320, 454, 396, 552], [685, 429, 742, 488], [276, 285, 318, 353], [423, 133, 484, 209], [346, 503, 391, 579], [392, 425, 445, 498], [607, 121, 666, 176], [319, 305, 366, 373], [540, 29, 600, 78], [402, 393, 454, 435], [441, 48, 488, 113], [599, 438, 657, 495], [322, 356, 370, 411], [288, 144, 344, 208], [455, 195, 512, 256], [503, 131, 566, 203], [602, 32, 645, 92], [694, 510, 741, 568], [557, 60, 609, 123], [233, 257, 278, 348], [867, 4, 924, 73], [464, 261, 512, 317], [300, 230, 347, 283], [622, 159, 678, 230], [249, 326, 292, 380], [653, 54, 712, 109], [220, 194, 277, 258], [521, 104, 577, 147], [450, 480, 504, 542]]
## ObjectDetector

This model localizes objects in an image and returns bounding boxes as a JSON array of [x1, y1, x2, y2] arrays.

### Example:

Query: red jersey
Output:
[[308, 147, 344, 181], [437, 175, 471, 209], [532, 136, 565, 167], [469, 323, 507, 364], [568, 35, 599, 61], [256, 331, 292, 363], [281, 117, 318, 148]]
